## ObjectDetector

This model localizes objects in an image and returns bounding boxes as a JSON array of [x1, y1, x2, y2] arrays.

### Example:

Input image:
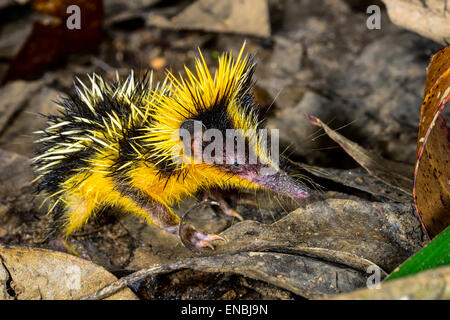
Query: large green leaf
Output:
[[385, 226, 450, 281]]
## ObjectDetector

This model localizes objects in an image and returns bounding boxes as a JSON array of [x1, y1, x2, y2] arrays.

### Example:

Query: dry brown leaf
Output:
[[214, 199, 423, 272], [413, 45, 450, 237], [331, 266, 450, 300], [0, 246, 137, 299], [292, 162, 412, 202], [82, 251, 367, 300], [307, 114, 414, 195], [117, 198, 425, 299]]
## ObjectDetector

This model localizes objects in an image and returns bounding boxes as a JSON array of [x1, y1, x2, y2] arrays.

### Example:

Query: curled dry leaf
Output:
[[386, 226, 450, 281], [82, 251, 367, 300], [331, 266, 450, 300], [214, 199, 424, 273], [292, 162, 412, 203], [413, 45, 450, 238], [118, 198, 424, 299], [307, 114, 414, 196], [0, 246, 137, 300]]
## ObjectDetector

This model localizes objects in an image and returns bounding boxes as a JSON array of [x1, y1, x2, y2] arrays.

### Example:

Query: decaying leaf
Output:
[[0, 246, 137, 299], [386, 226, 450, 281], [107, 198, 426, 299], [332, 266, 450, 300], [214, 199, 424, 272], [413, 45, 450, 237], [81, 251, 367, 300], [292, 162, 412, 203], [307, 114, 414, 196]]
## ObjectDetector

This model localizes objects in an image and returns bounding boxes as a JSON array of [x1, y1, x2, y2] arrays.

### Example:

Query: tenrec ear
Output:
[[179, 119, 205, 139], [179, 119, 206, 160]]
